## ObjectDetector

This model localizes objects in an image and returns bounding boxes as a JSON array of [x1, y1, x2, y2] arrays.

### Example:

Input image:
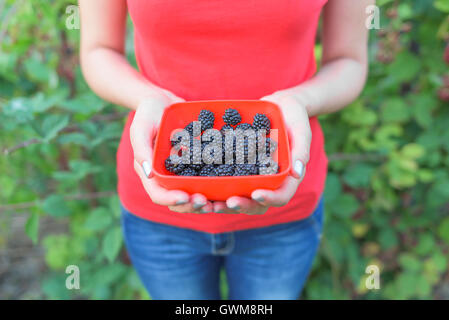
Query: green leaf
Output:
[[343, 164, 374, 188], [431, 251, 447, 272], [401, 143, 425, 159], [3, 97, 34, 124], [58, 132, 91, 146], [379, 229, 398, 249], [417, 169, 435, 183], [435, 0, 449, 12], [31, 90, 68, 113], [399, 254, 422, 272], [342, 101, 377, 126], [324, 174, 342, 203], [84, 208, 113, 231], [377, 0, 394, 6], [398, 3, 413, 19], [411, 94, 437, 128], [53, 160, 102, 182], [414, 234, 435, 255], [25, 211, 39, 244], [42, 195, 72, 217], [387, 52, 421, 83], [42, 274, 71, 300], [24, 58, 51, 83], [90, 264, 127, 288], [41, 114, 70, 142], [381, 98, 411, 123], [102, 227, 123, 263], [415, 274, 432, 298], [395, 272, 418, 299], [331, 194, 359, 218], [59, 93, 106, 115], [437, 217, 449, 245]]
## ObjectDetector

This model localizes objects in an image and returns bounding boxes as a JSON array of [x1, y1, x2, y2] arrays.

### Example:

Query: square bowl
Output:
[[152, 100, 291, 201]]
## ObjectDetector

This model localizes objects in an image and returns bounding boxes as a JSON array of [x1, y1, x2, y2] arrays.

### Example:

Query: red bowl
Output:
[[152, 100, 291, 201]]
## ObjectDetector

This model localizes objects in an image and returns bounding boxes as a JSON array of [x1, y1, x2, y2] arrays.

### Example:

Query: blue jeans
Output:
[[120, 198, 324, 300]]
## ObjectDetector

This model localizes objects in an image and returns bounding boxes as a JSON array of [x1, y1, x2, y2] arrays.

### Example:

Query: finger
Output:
[[191, 193, 208, 210], [261, 95, 310, 180], [134, 159, 189, 206], [289, 124, 310, 180], [251, 176, 300, 207], [130, 109, 158, 178], [169, 201, 213, 214], [226, 196, 267, 215], [287, 104, 311, 180], [213, 201, 240, 214]]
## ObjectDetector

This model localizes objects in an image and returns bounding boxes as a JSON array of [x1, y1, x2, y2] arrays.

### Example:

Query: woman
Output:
[[79, 0, 370, 299]]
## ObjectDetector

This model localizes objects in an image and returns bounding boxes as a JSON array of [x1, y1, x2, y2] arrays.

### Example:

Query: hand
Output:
[[213, 91, 311, 215], [130, 89, 214, 214]]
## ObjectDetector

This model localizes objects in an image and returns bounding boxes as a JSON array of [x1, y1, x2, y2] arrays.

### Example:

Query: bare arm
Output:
[[276, 0, 372, 117], [79, 0, 213, 213], [79, 0, 170, 110]]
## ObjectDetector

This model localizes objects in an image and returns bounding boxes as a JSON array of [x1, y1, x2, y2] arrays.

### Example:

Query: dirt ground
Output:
[[0, 212, 67, 299]]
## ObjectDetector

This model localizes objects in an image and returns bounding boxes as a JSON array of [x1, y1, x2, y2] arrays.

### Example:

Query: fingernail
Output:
[[193, 202, 206, 210], [229, 205, 240, 211], [294, 160, 305, 179], [214, 209, 224, 213], [175, 199, 188, 205], [142, 161, 152, 178], [200, 208, 209, 213], [251, 194, 264, 202]]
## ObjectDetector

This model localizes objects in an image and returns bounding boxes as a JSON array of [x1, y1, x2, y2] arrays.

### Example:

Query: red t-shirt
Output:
[[118, 0, 329, 233]]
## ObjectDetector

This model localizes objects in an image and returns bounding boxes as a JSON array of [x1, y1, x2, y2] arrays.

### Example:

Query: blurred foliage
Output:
[[0, 0, 448, 300]]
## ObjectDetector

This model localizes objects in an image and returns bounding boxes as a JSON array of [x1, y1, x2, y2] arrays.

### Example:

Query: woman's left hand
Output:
[[212, 91, 312, 214]]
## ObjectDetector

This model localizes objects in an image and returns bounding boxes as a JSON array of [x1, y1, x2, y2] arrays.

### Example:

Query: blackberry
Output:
[[188, 163, 203, 171], [215, 164, 235, 176], [234, 164, 258, 176], [198, 109, 214, 130], [221, 141, 234, 165], [188, 140, 203, 166], [253, 113, 271, 131], [172, 132, 193, 149], [258, 159, 279, 175], [184, 121, 201, 137], [220, 124, 234, 134], [176, 135, 194, 150], [184, 122, 194, 135], [165, 157, 186, 174], [179, 167, 198, 176], [223, 108, 241, 126], [261, 137, 277, 157], [236, 123, 253, 131], [178, 137, 202, 166], [201, 140, 210, 152], [199, 164, 217, 176], [171, 136, 181, 147], [202, 137, 224, 164], [235, 132, 257, 164]]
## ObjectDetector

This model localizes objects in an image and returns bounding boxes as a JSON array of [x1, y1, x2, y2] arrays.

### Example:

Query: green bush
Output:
[[1, 0, 448, 299]]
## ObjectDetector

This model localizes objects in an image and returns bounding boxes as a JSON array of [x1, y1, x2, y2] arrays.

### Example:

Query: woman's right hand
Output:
[[130, 89, 214, 214]]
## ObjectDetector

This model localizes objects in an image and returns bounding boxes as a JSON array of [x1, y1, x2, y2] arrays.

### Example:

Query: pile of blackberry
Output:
[[164, 108, 278, 176]]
